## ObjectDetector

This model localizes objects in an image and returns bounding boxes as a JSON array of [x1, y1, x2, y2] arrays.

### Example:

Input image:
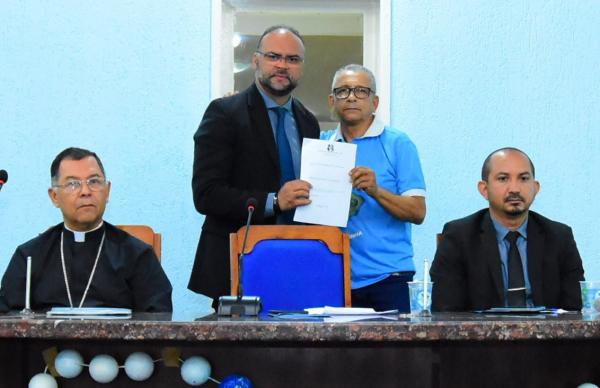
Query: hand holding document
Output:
[[294, 139, 356, 227]]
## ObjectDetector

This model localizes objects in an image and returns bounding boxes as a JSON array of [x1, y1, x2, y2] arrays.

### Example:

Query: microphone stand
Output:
[[20, 256, 34, 317], [217, 200, 262, 316]]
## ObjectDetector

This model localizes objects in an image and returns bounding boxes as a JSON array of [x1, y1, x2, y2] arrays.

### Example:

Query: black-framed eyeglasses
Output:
[[256, 51, 304, 65], [52, 177, 107, 193], [332, 86, 374, 100]]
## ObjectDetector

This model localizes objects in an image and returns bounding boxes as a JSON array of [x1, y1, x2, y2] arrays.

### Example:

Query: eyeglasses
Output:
[[256, 51, 304, 65], [332, 86, 374, 100], [52, 177, 107, 193]]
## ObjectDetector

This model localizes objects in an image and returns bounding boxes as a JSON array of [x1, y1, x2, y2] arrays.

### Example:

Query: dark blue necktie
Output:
[[272, 107, 295, 224], [272, 107, 295, 186], [506, 231, 526, 307]]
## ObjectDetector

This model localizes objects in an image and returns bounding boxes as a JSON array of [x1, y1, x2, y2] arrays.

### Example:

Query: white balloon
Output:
[[89, 354, 119, 383], [124, 352, 154, 381], [180, 356, 211, 386], [55, 349, 84, 378], [578, 384, 599, 388], [28, 373, 58, 388]]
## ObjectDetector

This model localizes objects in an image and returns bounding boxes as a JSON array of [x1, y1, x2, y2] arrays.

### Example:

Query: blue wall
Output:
[[1, 1, 598, 316], [0, 1, 213, 317], [392, 1, 600, 281]]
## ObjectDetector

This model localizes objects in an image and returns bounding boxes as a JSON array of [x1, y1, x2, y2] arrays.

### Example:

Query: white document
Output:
[[305, 306, 398, 316], [294, 139, 356, 227], [46, 307, 132, 319], [323, 315, 398, 323]]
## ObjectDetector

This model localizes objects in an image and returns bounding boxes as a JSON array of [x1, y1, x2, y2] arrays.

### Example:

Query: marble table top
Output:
[[2, 311, 600, 343]]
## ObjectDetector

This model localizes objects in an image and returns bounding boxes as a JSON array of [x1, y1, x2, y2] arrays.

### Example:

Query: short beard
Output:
[[504, 206, 526, 217], [258, 73, 297, 97]]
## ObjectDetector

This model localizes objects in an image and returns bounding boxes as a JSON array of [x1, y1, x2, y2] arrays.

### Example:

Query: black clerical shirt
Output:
[[0, 222, 172, 312]]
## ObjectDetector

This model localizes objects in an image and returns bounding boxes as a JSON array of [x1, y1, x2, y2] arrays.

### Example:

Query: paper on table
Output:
[[324, 315, 399, 323], [47, 307, 132, 320], [305, 306, 398, 315], [474, 307, 546, 314], [294, 139, 356, 227]]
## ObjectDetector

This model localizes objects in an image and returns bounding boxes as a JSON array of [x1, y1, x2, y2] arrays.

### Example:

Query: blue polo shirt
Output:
[[322, 116, 426, 289]]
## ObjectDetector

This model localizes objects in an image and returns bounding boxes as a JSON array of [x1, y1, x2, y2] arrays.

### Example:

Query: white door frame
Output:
[[210, 0, 391, 123]]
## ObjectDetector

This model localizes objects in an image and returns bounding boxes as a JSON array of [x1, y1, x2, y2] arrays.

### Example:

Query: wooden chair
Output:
[[116, 225, 162, 261], [230, 225, 351, 312]]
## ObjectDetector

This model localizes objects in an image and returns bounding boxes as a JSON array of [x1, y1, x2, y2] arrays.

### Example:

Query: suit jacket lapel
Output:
[[526, 214, 545, 306], [247, 84, 279, 169], [480, 212, 505, 303]]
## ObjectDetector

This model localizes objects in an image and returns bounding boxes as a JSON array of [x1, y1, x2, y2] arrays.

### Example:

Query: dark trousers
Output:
[[351, 272, 414, 313]]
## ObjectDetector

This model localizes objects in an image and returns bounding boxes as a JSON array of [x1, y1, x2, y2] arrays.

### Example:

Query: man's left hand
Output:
[[350, 167, 378, 197]]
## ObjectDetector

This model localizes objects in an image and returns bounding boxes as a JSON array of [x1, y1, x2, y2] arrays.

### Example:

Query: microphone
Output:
[[0, 170, 7, 192], [218, 197, 262, 316]]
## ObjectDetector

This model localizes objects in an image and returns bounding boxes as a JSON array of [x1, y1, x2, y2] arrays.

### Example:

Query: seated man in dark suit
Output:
[[0, 147, 172, 312], [430, 147, 584, 311]]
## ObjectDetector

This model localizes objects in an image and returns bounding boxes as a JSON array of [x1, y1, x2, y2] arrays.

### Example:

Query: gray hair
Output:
[[331, 64, 377, 93]]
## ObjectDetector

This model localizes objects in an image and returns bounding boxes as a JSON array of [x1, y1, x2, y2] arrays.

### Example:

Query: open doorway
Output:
[[211, 0, 391, 127]]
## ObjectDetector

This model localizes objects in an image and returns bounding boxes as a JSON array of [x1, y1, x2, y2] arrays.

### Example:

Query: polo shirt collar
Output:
[[330, 114, 384, 142]]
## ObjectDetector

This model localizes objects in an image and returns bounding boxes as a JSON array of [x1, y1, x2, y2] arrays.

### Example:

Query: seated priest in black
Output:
[[430, 147, 584, 312], [0, 147, 172, 312]]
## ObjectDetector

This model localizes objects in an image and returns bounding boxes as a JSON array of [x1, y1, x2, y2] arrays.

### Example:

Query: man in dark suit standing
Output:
[[431, 147, 584, 311], [189, 26, 320, 305]]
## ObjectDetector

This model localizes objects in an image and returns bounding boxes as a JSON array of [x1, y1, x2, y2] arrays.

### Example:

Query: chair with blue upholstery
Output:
[[229, 225, 351, 313]]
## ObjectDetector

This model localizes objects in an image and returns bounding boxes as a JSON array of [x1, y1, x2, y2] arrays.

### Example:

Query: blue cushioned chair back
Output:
[[242, 239, 345, 313]]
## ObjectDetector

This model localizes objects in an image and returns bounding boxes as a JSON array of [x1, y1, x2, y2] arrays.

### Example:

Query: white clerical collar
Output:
[[64, 221, 104, 243], [329, 114, 385, 142]]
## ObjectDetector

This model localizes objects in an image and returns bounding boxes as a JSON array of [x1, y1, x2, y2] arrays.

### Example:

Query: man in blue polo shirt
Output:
[[322, 64, 426, 312]]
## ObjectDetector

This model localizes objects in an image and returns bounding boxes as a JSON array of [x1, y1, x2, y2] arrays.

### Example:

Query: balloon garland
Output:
[[32, 347, 597, 388], [28, 347, 253, 387]]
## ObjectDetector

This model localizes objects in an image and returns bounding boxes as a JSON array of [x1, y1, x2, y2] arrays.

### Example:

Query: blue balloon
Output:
[[219, 374, 254, 388]]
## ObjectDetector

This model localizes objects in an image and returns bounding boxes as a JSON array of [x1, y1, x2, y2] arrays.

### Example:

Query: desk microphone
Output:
[[0, 170, 7, 192], [217, 197, 262, 316]]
